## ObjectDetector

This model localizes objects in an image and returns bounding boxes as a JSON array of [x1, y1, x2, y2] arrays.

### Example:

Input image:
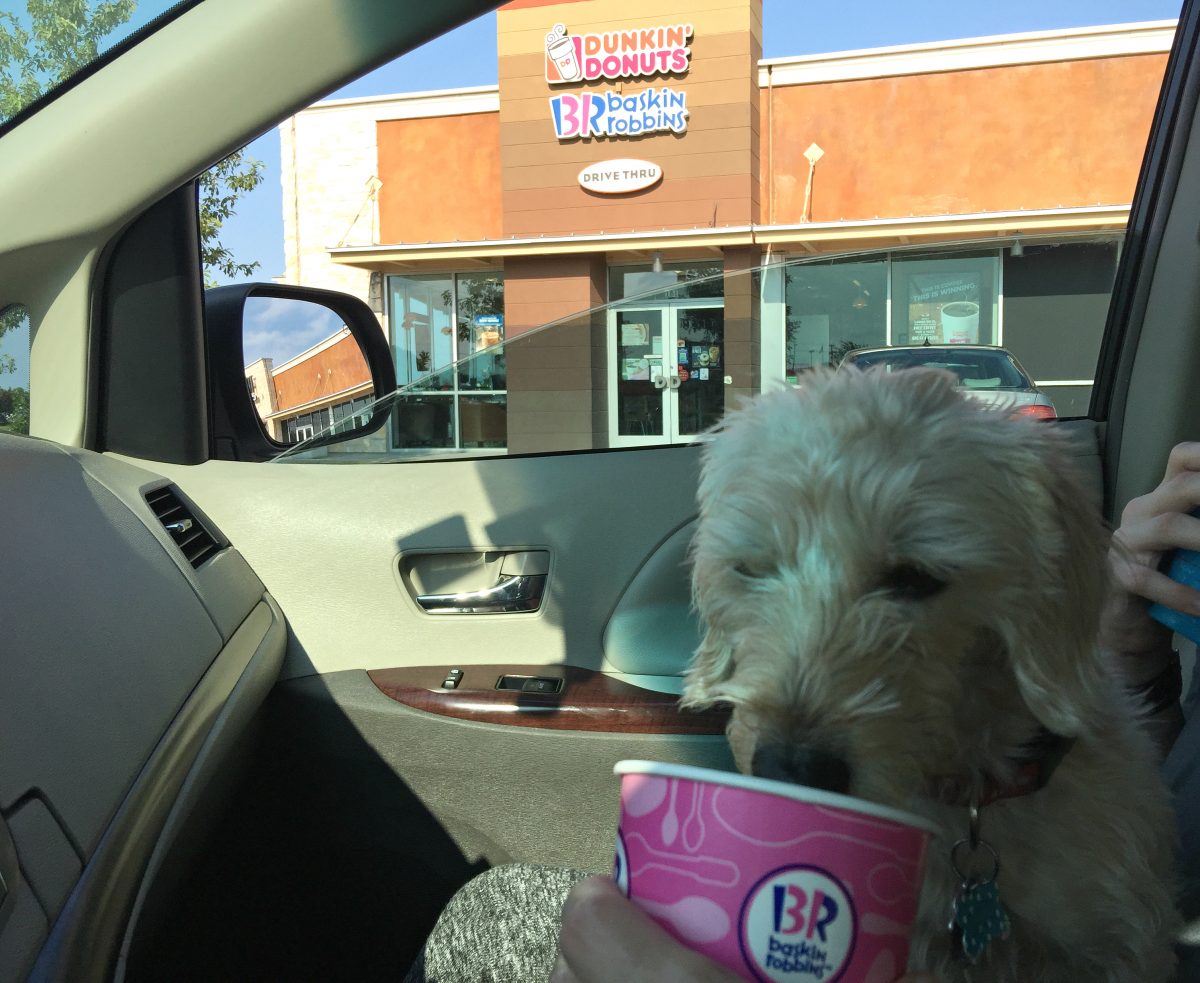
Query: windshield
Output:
[[0, 0, 193, 130], [844, 349, 1032, 390]]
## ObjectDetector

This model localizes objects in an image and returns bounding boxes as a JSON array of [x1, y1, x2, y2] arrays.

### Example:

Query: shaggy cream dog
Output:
[[682, 367, 1179, 982]]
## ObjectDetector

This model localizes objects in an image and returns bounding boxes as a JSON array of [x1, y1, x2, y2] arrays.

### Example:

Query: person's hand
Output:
[[552, 876, 738, 983], [552, 875, 937, 982], [1101, 441, 1200, 682]]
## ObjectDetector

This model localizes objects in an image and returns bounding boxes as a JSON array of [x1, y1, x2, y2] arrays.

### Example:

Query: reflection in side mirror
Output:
[[206, 281, 396, 462], [241, 296, 377, 446]]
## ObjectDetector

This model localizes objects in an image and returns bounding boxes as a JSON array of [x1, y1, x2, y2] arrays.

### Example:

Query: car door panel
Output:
[[135, 445, 705, 683]]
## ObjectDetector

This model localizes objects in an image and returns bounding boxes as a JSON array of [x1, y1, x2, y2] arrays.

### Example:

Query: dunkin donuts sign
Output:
[[545, 22, 692, 141], [545, 22, 693, 84]]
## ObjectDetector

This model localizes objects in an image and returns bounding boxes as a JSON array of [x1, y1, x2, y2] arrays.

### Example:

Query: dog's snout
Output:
[[751, 743, 852, 794]]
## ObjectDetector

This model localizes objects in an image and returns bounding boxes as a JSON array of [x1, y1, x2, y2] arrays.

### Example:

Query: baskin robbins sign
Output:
[[545, 22, 692, 141]]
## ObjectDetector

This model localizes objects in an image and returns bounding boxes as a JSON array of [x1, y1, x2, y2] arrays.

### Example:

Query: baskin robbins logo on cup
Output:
[[739, 865, 857, 982], [544, 23, 693, 85]]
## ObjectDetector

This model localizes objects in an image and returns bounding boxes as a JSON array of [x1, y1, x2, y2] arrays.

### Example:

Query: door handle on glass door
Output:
[[667, 373, 681, 390], [652, 368, 667, 390]]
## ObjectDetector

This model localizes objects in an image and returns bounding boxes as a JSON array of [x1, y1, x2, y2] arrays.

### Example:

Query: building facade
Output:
[[262, 0, 1173, 454]]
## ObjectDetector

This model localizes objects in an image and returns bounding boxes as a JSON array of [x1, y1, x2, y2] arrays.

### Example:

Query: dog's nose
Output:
[[751, 743, 852, 794]]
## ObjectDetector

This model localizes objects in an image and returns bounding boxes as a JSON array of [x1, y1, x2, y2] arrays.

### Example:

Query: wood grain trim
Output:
[[367, 664, 731, 735]]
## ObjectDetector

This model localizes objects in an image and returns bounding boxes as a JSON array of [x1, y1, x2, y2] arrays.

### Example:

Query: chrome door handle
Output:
[[416, 574, 546, 614], [652, 371, 667, 390], [667, 374, 681, 390]]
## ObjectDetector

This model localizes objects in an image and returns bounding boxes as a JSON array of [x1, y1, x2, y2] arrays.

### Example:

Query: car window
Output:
[[193, 4, 1177, 461]]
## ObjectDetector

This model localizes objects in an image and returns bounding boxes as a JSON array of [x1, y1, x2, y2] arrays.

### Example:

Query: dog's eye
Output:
[[734, 561, 765, 579], [881, 563, 946, 601]]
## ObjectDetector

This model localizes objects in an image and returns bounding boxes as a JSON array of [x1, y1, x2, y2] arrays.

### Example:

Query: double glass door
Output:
[[609, 301, 725, 446]]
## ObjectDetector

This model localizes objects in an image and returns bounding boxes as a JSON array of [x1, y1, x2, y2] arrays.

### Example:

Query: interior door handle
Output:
[[416, 573, 546, 614]]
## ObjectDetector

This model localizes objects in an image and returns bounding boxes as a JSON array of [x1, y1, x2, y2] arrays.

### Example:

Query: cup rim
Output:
[[614, 760, 940, 835]]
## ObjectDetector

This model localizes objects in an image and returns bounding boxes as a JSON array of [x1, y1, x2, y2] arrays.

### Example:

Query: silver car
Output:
[[840, 345, 1057, 419]]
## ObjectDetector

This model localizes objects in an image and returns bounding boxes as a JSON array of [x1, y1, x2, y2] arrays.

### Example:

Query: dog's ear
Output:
[[681, 621, 736, 709], [997, 431, 1112, 737]]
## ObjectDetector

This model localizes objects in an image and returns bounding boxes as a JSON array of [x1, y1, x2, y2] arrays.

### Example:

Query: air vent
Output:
[[145, 486, 220, 568]]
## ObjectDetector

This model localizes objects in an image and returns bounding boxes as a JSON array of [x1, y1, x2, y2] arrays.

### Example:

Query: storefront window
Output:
[[455, 272, 506, 390], [389, 274, 454, 388], [890, 251, 999, 347], [609, 261, 724, 302], [783, 258, 887, 378], [387, 271, 506, 451]]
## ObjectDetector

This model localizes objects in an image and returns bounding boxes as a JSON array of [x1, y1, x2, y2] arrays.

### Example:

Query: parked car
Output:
[[840, 344, 1058, 418], [1, 0, 1198, 980]]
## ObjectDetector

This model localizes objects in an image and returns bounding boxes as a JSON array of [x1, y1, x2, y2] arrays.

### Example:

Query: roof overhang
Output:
[[327, 205, 1129, 271]]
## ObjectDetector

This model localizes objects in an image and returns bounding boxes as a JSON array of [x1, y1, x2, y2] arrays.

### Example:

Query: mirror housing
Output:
[[205, 282, 396, 461]]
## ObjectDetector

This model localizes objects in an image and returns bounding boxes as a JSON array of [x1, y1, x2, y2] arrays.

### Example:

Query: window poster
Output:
[[622, 357, 650, 381], [621, 322, 650, 346], [907, 273, 981, 344]]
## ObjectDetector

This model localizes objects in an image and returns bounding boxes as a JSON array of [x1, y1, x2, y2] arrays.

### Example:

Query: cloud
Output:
[[243, 297, 347, 366]]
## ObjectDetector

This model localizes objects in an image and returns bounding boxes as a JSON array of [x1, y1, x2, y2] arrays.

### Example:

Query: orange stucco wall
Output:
[[762, 53, 1168, 225], [377, 112, 502, 244], [272, 333, 370, 413]]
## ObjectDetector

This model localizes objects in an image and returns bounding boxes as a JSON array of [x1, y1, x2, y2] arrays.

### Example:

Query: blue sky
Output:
[[0, 0, 1185, 382]]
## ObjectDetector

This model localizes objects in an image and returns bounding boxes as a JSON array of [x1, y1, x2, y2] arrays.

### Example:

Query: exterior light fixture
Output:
[[652, 251, 663, 273], [1011, 239, 1024, 258]]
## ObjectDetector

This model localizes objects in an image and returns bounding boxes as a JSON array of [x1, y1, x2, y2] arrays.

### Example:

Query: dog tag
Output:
[[951, 879, 1011, 964]]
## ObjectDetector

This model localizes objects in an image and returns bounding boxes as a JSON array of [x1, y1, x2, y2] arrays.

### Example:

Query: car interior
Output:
[[2, 0, 1200, 980]]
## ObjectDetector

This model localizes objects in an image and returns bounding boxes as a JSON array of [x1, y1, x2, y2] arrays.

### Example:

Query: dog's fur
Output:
[[681, 367, 1179, 981]]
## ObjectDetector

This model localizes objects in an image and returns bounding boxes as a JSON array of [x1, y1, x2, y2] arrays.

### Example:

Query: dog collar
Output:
[[934, 728, 1076, 807]]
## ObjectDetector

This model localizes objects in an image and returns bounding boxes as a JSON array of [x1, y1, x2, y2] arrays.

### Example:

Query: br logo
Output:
[[739, 865, 856, 982]]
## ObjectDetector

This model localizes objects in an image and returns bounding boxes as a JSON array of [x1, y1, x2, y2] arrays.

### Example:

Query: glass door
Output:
[[613, 308, 668, 444], [672, 306, 725, 440], [609, 302, 724, 446]]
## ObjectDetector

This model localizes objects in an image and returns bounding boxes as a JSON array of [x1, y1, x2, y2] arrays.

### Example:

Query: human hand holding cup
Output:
[[610, 761, 937, 982]]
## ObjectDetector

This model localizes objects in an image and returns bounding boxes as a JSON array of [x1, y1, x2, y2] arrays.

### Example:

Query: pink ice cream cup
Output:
[[612, 760, 938, 983]]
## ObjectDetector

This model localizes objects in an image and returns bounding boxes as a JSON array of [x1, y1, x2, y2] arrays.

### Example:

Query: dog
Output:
[[681, 366, 1179, 982]]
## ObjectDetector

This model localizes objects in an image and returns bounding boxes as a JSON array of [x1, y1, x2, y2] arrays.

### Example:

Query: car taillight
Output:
[[1011, 404, 1057, 421]]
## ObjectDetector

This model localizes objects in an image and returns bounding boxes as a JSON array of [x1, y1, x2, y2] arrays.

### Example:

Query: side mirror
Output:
[[205, 283, 396, 461]]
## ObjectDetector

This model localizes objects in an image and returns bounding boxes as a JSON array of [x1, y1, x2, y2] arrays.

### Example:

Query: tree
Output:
[[0, 1, 265, 289], [0, 386, 30, 434], [200, 152, 265, 285]]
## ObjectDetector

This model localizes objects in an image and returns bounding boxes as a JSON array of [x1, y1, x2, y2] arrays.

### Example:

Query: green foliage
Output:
[[0, 387, 30, 435], [0, 1, 265, 288], [828, 339, 864, 367], [0, 0, 135, 118], [200, 151, 265, 285], [0, 305, 28, 380]]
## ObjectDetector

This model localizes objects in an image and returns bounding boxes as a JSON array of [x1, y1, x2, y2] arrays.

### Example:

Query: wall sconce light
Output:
[[651, 251, 663, 274], [1010, 238, 1024, 258]]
